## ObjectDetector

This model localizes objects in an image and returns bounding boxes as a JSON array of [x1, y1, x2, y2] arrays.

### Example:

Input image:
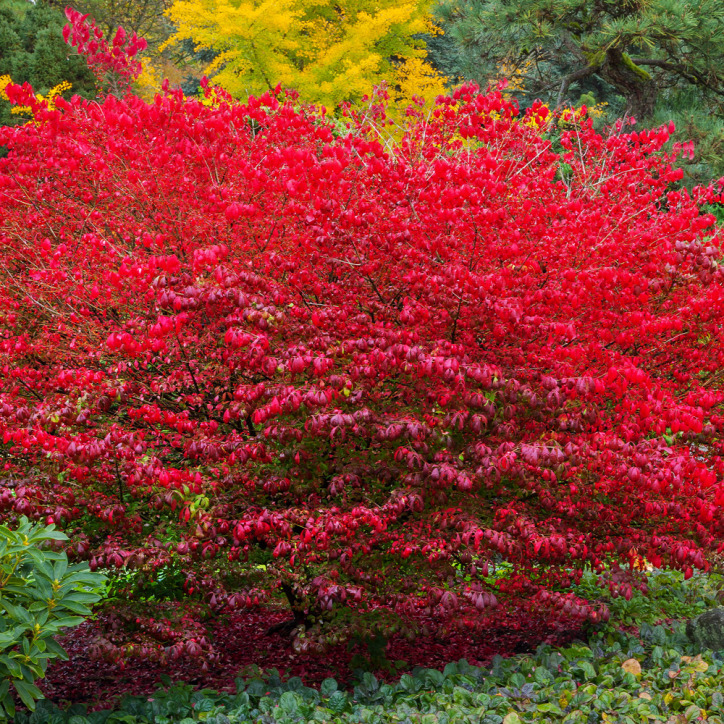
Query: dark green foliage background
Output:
[[426, 0, 724, 188], [0, 0, 95, 128]]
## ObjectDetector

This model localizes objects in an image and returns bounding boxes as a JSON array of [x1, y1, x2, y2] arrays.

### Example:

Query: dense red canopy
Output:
[[2, 11, 724, 665]]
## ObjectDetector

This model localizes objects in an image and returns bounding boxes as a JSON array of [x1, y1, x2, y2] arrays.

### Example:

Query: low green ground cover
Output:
[[14, 626, 724, 723], [13, 567, 724, 723]]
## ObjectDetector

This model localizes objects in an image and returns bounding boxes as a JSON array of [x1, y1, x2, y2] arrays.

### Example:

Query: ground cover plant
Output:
[[31, 567, 724, 714], [21, 592, 724, 722], [2, 7, 724, 692], [24, 632, 724, 724]]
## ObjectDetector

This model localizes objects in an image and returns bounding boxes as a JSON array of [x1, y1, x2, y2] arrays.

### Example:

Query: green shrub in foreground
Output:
[[0, 517, 106, 718]]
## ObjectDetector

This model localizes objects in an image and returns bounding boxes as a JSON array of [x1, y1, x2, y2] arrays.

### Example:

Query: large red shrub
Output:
[[2, 12, 724, 666]]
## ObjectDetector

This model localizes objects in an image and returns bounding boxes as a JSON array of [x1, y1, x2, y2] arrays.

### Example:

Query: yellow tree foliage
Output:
[[164, 0, 447, 110]]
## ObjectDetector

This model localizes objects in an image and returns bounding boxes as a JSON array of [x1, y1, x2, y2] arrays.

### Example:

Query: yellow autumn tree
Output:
[[164, 0, 447, 110]]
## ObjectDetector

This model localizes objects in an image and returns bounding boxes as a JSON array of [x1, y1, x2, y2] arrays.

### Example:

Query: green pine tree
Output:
[[430, 0, 724, 185], [0, 0, 95, 128]]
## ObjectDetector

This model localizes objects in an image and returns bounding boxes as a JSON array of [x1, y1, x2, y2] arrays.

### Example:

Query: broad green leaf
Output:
[[321, 678, 338, 696], [55, 600, 93, 616], [43, 637, 69, 659], [13, 679, 42, 710], [50, 616, 86, 629], [0, 653, 23, 677], [280, 691, 300, 714], [0, 689, 15, 719], [536, 702, 564, 715]]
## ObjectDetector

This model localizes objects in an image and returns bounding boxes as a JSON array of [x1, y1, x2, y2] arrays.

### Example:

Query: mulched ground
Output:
[[39, 605, 587, 708]]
